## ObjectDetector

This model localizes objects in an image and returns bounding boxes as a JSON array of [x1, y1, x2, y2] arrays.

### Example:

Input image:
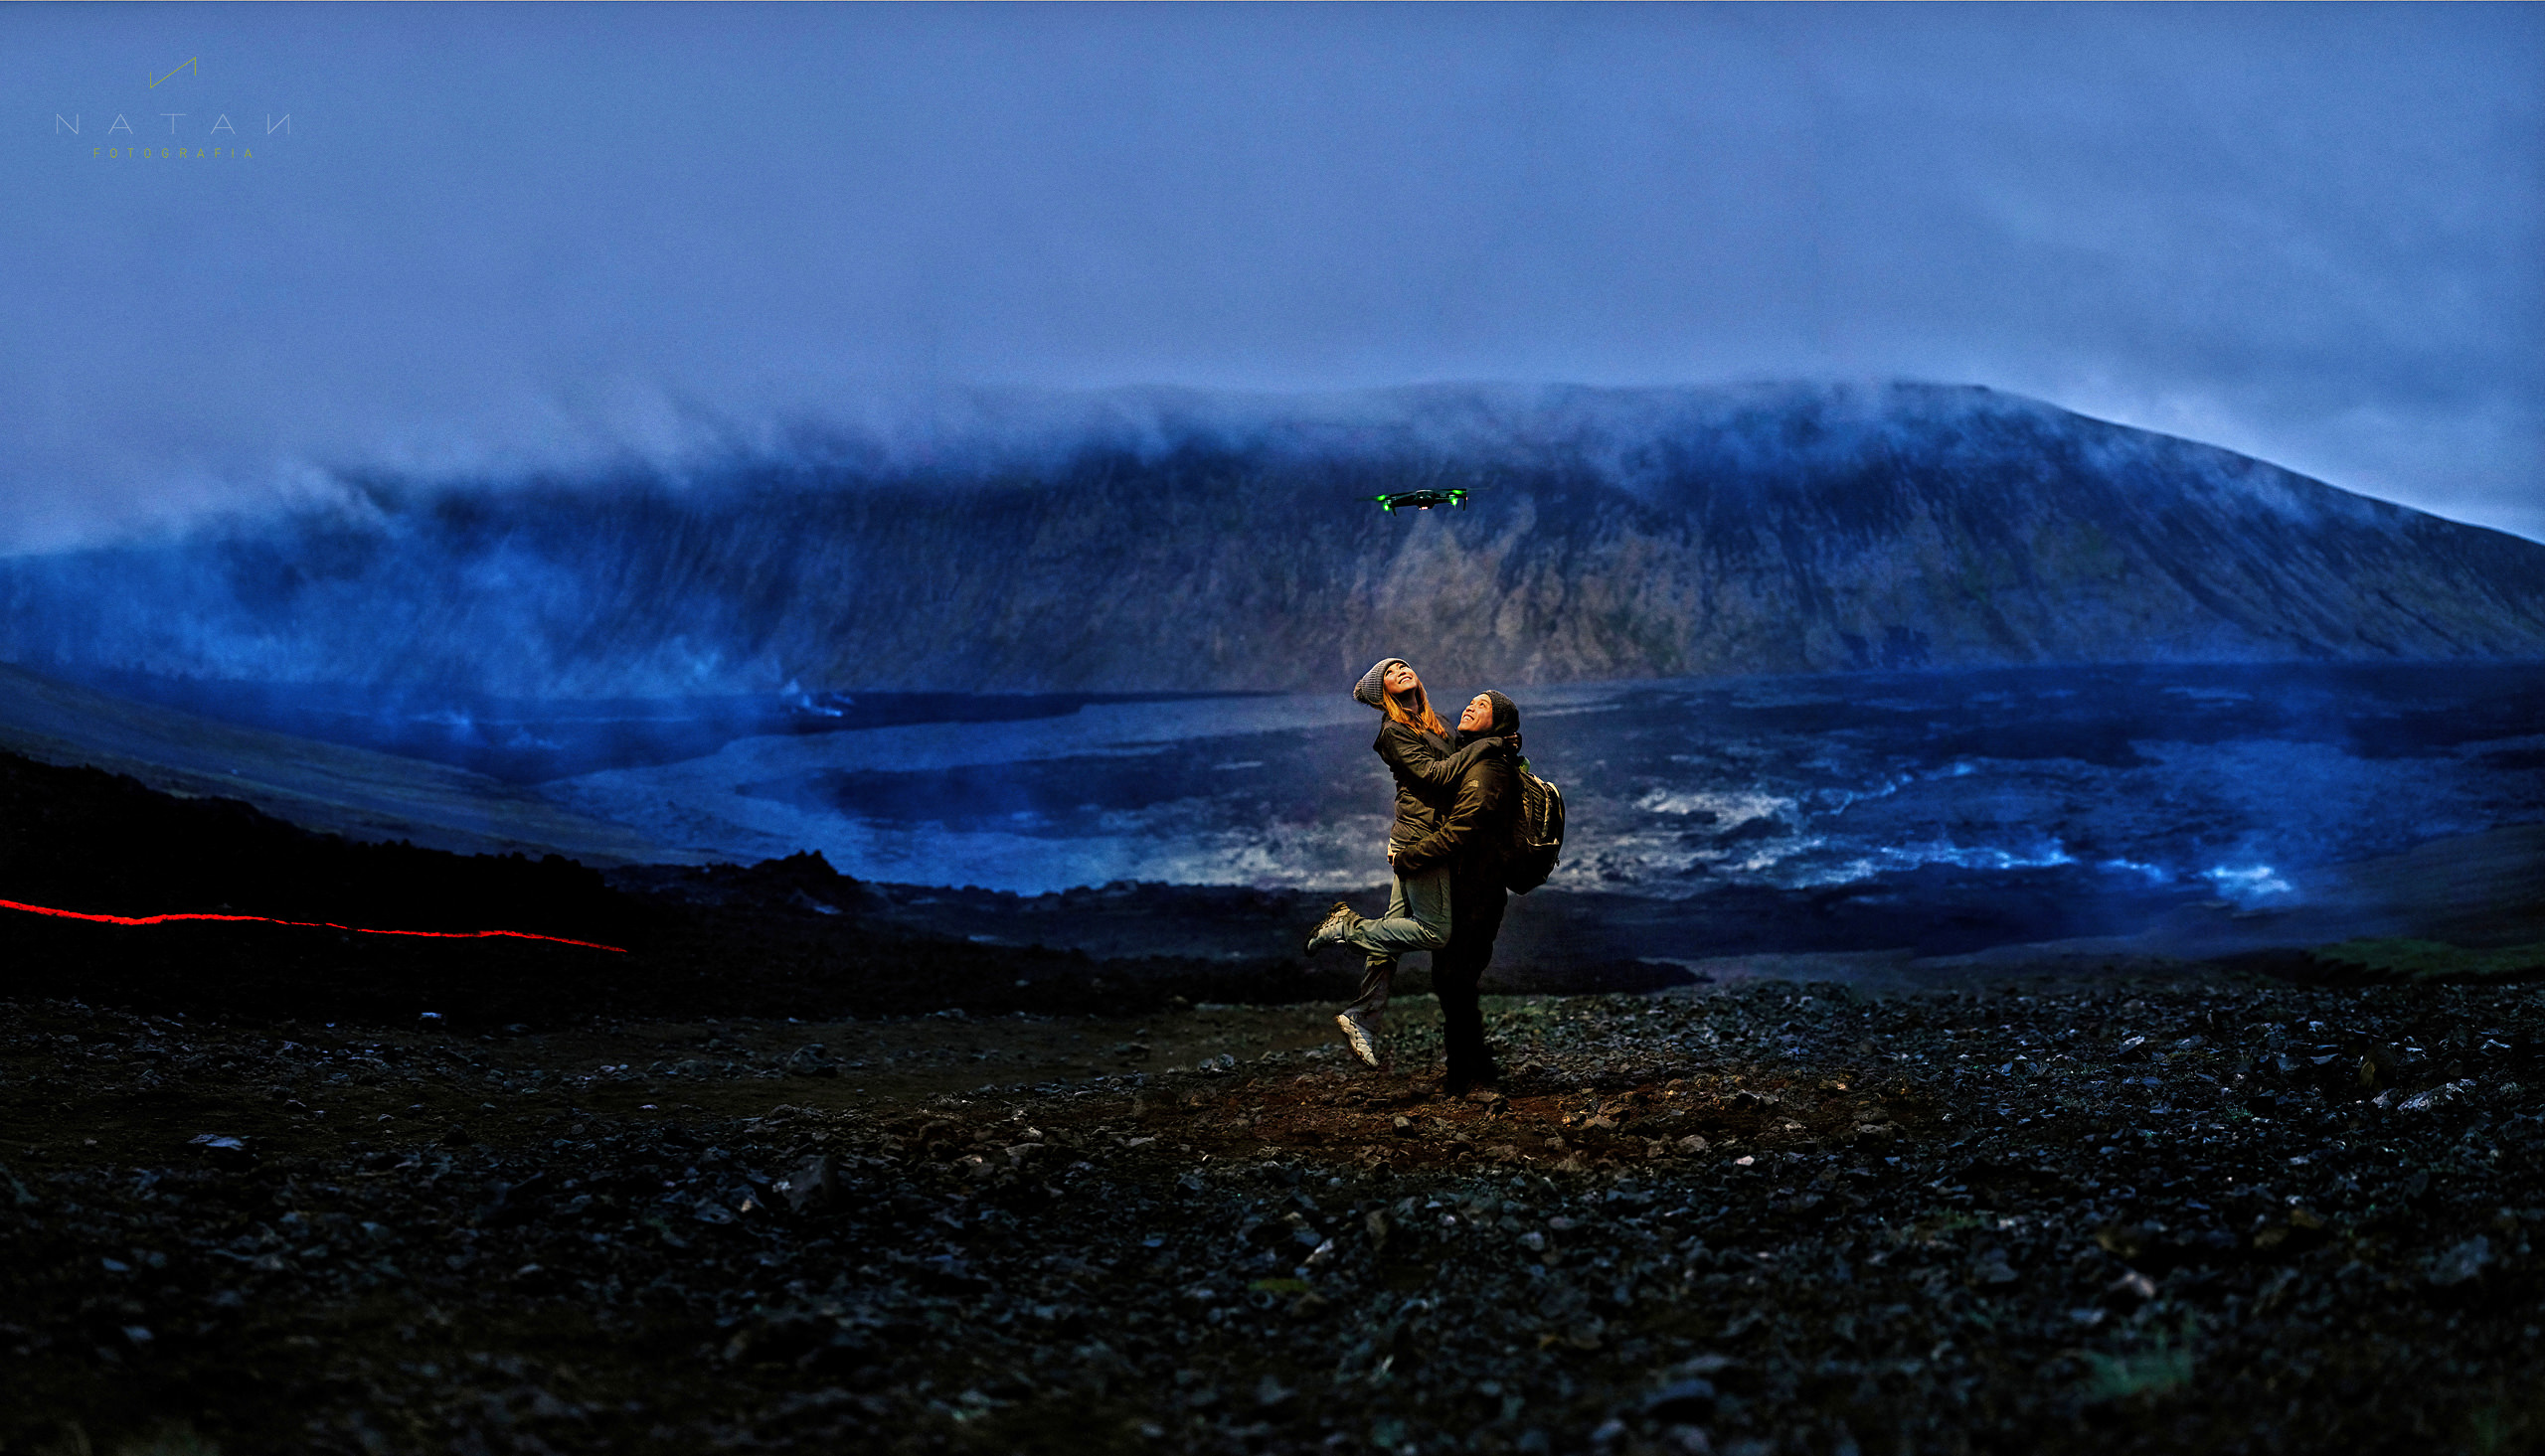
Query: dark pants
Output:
[[1434, 872, 1508, 1086]]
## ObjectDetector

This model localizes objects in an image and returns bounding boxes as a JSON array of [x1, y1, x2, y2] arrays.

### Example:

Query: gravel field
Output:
[[5, 977, 2542, 1456]]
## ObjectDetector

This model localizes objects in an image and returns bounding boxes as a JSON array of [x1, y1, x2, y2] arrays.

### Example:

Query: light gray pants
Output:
[[1339, 863, 1451, 1022]]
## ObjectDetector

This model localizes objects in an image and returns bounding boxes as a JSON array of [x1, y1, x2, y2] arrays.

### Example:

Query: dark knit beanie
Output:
[[1354, 658, 1408, 711]]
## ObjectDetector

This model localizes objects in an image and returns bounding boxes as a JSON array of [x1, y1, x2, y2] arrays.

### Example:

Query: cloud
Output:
[[2, 4, 2537, 551]]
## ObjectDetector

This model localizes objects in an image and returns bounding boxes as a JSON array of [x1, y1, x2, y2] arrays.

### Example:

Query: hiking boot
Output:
[[1443, 1058, 1503, 1100], [1303, 900, 1361, 955], [1335, 1010, 1384, 1068]]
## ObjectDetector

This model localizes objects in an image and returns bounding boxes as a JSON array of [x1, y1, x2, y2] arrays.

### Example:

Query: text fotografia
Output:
[[56, 113, 289, 160], [93, 146, 256, 161]]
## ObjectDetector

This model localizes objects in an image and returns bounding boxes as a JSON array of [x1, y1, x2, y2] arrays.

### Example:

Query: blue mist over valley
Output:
[[5, 384, 2540, 961]]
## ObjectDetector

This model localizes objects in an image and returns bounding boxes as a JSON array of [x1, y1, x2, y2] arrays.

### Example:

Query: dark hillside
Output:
[[0, 752, 1272, 1027], [5, 383, 2540, 697]]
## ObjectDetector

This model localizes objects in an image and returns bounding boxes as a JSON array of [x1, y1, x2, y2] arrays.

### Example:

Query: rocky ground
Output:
[[5, 976, 2542, 1456]]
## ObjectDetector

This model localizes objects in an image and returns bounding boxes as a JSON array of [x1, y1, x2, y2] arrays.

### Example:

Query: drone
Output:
[[1368, 486, 1469, 513]]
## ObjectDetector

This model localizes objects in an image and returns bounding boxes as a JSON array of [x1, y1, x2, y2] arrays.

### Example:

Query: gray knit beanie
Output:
[[1354, 658, 1407, 711]]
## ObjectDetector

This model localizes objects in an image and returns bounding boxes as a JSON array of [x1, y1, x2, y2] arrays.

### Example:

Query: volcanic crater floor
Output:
[[4, 979, 2543, 1456]]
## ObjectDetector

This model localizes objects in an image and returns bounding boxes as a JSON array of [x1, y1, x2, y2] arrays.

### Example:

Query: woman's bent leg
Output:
[[1337, 868, 1449, 1068], [1340, 874, 1414, 1023], [1342, 957, 1393, 1026], [1341, 866, 1451, 964]]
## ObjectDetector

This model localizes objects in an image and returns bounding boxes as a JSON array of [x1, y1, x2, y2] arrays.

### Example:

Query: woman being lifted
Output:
[[1303, 657, 1507, 1070]]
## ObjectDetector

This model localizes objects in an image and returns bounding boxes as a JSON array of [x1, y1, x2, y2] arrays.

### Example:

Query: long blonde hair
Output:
[[1381, 680, 1448, 737]]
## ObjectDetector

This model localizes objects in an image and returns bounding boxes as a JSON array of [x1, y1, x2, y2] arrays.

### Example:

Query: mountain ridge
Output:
[[3, 381, 2539, 695]]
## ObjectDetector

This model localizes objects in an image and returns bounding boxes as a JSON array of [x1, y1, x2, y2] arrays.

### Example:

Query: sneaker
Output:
[[1335, 1010, 1384, 1068], [1303, 900, 1361, 955]]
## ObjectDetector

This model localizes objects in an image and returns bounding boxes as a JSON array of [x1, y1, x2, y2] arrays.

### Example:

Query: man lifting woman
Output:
[[1303, 657, 1524, 1097]]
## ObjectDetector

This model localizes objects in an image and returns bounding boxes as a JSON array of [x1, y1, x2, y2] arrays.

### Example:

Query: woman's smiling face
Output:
[[1382, 662, 1422, 697]]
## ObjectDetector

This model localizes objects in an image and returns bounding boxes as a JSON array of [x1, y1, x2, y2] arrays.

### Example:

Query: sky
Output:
[[5, 3, 2541, 550]]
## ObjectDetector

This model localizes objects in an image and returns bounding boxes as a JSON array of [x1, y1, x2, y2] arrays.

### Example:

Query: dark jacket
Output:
[[1374, 723, 1508, 857], [1373, 720, 1456, 853], [1391, 731, 1517, 877], [1352, 658, 1510, 858]]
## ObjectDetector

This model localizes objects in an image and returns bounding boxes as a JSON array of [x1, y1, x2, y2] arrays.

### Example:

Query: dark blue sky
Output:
[[7, 4, 2540, 548]]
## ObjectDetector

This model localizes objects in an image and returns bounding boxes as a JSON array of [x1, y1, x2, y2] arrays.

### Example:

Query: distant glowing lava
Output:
[[0, 897, 625, 952]]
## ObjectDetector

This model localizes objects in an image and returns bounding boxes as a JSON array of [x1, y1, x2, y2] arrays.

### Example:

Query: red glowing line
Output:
[[0, 897, 625, 952]]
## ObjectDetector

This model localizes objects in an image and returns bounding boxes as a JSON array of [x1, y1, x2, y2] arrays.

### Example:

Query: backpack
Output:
[[1503, 758, 1566, 893]]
